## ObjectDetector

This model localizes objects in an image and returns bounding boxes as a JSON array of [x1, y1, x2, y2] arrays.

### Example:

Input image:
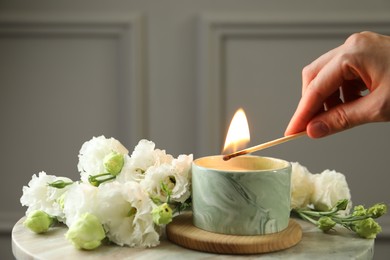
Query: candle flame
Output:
[[223, 108, 250, 154]]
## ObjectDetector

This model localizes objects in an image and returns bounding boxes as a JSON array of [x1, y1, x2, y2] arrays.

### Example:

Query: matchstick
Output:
[[223, 131, 307, 161]]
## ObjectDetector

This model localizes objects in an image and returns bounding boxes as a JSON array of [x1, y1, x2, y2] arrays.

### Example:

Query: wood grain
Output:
[[166, 212, 302, 255]]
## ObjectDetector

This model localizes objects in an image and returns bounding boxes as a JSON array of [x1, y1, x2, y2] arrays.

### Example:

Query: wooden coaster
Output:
[[166, 212, 302, 255]]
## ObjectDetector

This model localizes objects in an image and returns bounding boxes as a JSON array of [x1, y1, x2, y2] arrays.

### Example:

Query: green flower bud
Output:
[[24, 210, 55, 234], [353, 218, 382, 239], [103, 151, 124, 176], [334, 199, 349, 211], [352, 205, 367, 217], [48, 179, 73, 189], [317, 216, 336, 232], [367, 203, 388, 218], [152, 203, 173, 225], [65, 213, 106, 250]]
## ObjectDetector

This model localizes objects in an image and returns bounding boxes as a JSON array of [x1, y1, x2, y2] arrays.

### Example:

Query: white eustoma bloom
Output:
[[290, 162, 314, 210], [311, 169, 352, 215], [141, 153, 192, 204], [170, 154, 193, 203], [77, 136, 129, 183], [130, 139, 173, 170], [62, 182, 99, 227], [20, 171, 72, 221], [114, 155, 134, 183], [140, 164, 175, 203], [117, 139, 173, 183], [95, 181, 160, 247], [120, 181, 160, 247]]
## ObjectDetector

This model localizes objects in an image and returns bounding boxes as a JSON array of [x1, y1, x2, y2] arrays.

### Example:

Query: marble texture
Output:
[[12, 216, 375, 259], [192, 155, 291, 235]]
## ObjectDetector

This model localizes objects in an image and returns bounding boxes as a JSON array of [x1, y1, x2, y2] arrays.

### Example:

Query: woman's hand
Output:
[[285, 31, 390, 138]]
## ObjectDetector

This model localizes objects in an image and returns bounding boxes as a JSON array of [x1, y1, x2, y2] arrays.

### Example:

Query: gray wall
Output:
[[1, 0, 389, 259]]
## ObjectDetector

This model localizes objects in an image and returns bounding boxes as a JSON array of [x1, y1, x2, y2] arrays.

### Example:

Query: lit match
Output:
[[223, 131, 307, 161]]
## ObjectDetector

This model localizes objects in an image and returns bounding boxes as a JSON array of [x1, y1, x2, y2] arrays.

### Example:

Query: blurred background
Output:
[[1, 0, 389, 259]]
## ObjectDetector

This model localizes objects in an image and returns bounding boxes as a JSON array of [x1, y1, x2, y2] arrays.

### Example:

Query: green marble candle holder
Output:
[[192, 155, 291, 235]]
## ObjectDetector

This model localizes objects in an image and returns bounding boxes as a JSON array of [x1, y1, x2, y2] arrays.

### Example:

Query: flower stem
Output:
[[88, 173, 116, 187], [296, 210, 318, 226], [293, 200, 387, 239], [297, 207, 338, 217]]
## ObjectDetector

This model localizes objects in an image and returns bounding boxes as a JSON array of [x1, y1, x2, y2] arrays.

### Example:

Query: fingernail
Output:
[[308, 121, 329, 138]]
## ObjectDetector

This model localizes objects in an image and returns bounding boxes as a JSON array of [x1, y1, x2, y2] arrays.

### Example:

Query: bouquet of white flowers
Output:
[[21, 136, 192, 250], [20, 137, 387, 251]]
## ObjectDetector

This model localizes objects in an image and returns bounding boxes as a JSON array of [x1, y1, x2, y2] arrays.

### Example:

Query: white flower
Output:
[[290, 162, 314, 209], [62, 182, 99, 227], [77, 136, 128, 183], [131, 139, 173, 166], [117, 139, 173, 183], [20, 171, 72, 221], [64, 180, 159, 247], [170, 154, 193, 203], [311, 169, 352, 215], [140, 164, 174, 204], [114, 155, 134, 183], [141, 154, 192, 204], [95, 181, 160, 247], [120, 181, 160, 247], [20, 137, 193, 250]]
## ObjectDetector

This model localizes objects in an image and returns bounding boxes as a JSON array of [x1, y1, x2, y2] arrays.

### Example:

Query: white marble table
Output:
[[12, 216, 374, 260]]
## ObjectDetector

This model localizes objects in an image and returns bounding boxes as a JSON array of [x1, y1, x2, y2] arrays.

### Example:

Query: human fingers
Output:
[[298, 80, 365, 136], [324, 88, 342, 111], [340, 79, 367, 103], [306, 88, 386, 138], [302, 47, 341, 95], [285, 55, 350, 135], [324, 79, 367, 111]]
